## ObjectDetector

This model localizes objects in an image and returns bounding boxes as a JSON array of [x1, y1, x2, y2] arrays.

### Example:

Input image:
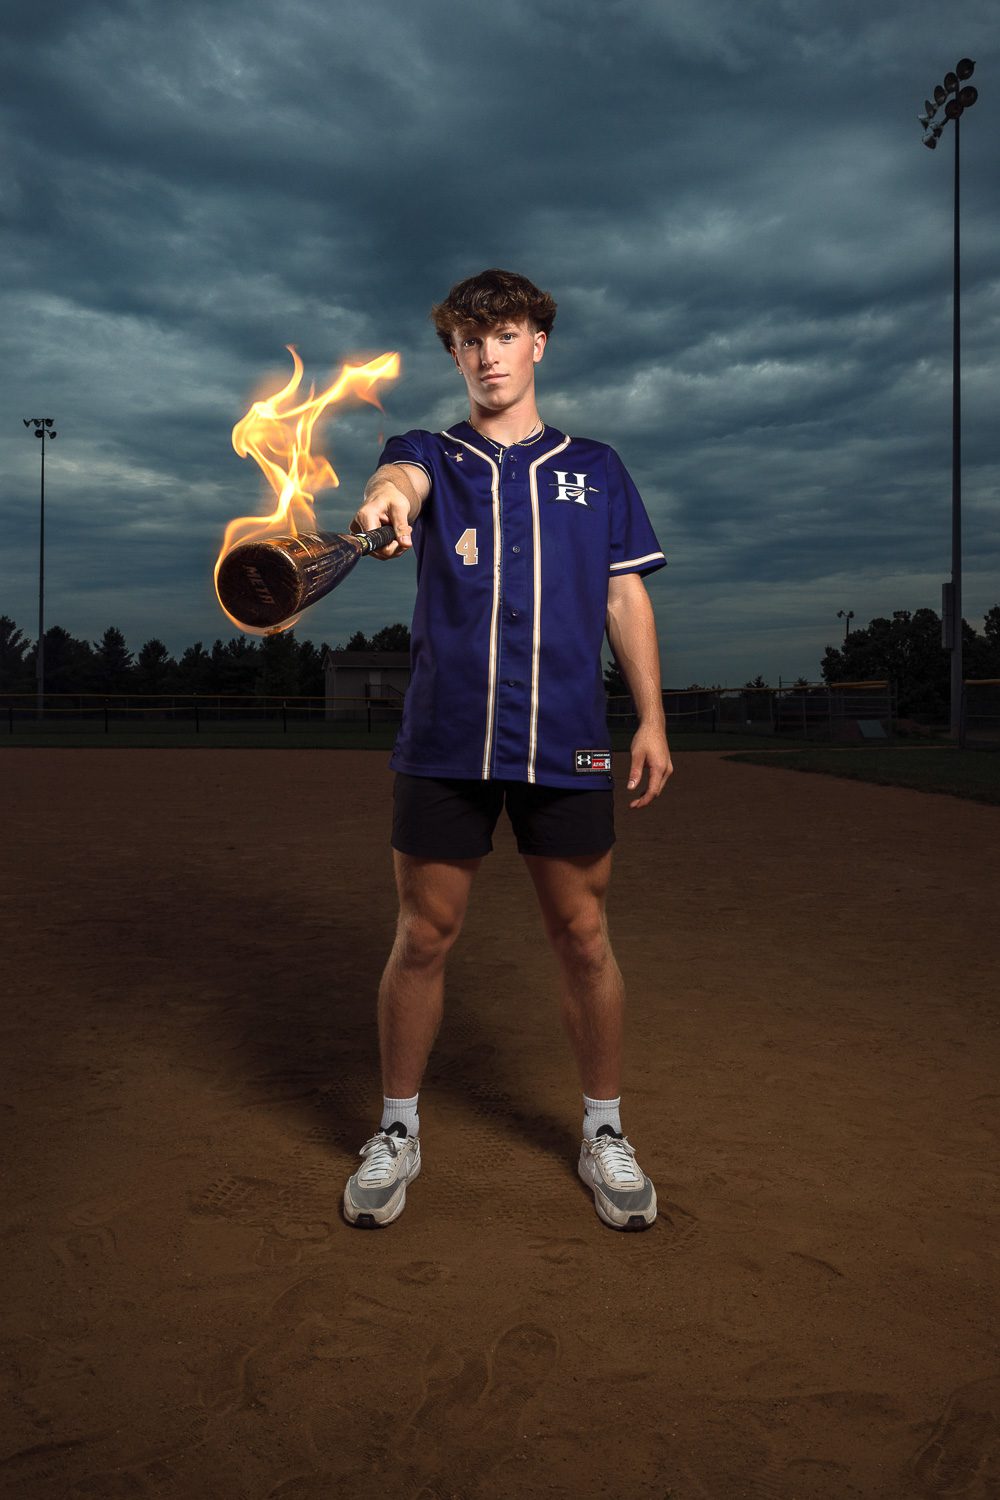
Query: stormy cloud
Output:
[[3, 0, 997, 685]]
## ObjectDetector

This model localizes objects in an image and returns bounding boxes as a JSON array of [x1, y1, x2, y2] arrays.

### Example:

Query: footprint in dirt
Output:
[[394, 1321, 559, 1489], [397, 1260, 450, 1286], [479, 1323, 559, 1437], [910, 1372, 1000, 1497], [526, 1234, 587, 1269]]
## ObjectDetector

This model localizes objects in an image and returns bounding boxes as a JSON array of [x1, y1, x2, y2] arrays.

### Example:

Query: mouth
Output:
[[480, 374, 506, 384]]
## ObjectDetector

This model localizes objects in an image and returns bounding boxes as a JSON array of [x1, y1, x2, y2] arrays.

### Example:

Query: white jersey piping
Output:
[[526, 434, 572, 783], [610, 551, 665, 571], [439, 429, 501, 778]]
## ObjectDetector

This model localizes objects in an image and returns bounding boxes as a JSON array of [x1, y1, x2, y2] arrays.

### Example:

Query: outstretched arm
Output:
[[350, 462, 431, 560]]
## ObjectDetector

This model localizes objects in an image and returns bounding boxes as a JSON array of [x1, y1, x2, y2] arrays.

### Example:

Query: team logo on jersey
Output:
[[448, 450, 464, 462], [549, 470, 598, 507], [574, 749, 612, 773]]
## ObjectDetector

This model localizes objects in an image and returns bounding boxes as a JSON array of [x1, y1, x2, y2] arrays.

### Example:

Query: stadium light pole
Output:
[[23, 417, 57, 716], [918, 58, 978, 741], [837, 608, 854, 646]]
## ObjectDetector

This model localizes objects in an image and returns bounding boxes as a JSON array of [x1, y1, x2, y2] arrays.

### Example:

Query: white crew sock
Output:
[[583, 1094, 622, 1139], [381, 1093, 420, 1138]]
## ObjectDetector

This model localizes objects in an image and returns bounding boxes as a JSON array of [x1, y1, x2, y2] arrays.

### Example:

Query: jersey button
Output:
[[510, 609, 519, 618], [512, 544, 520, 554], [506, 678, 518, 686]]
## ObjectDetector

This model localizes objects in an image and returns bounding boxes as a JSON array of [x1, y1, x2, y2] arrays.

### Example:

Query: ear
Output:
[[533, 330, 547, 365]]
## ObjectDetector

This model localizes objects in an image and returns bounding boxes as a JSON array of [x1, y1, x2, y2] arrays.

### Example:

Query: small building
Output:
[[322, 649, 411, 722]]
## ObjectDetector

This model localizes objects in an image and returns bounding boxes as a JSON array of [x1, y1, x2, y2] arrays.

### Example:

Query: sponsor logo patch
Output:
[[574, 749, 612, 773]]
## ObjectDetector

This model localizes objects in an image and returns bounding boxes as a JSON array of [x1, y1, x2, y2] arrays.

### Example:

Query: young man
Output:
[[343, 268, 671, 1231]]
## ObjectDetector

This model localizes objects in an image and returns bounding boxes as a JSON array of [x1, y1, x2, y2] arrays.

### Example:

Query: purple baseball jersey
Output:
[[377, 421, 666, 789]]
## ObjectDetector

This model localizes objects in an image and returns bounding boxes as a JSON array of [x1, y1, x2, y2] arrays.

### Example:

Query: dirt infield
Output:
[[3, 748, 998, 1499]]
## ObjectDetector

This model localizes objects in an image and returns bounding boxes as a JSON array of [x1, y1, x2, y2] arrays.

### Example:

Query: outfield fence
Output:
[[964, 680, 1000, 748], [3, 680, 899, 742], [609, 680, 896, 740], [0, 693, 400, 737]]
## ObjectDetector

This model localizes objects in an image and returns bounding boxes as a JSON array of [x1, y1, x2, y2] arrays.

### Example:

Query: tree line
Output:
[[609, 605, 1000, 722], [0, 617, 411, 698], [822, 606, 1000, 720], [3, 605, 998, 718]]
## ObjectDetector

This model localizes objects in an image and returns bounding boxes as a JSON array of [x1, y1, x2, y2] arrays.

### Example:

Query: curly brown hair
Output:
[[430, 268, 557, 351]]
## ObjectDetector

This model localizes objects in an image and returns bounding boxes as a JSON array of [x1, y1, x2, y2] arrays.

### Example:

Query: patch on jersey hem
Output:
[[574, 749, 612, 773]]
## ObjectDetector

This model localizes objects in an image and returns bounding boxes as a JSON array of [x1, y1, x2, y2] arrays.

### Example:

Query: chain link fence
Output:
[[609, 681, 895, 740], [963, 680, 1000, 748], [5, 681, 899, 743]]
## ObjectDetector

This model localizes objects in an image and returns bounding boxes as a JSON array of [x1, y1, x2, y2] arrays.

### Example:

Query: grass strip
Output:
[[725, 746, 1000, 806]]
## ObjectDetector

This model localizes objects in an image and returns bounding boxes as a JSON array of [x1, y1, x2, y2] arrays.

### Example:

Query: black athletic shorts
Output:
[[391, 773, 616, 859]]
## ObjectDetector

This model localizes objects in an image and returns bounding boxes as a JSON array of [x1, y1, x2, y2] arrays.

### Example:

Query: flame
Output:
[[215, 346, 400, 633]]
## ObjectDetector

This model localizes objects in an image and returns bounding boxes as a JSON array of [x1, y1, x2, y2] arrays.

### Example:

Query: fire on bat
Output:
[[215, 346, 400, 634]]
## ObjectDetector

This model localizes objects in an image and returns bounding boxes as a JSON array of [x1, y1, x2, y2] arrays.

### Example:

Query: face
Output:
[[449, 318, 547, 411]]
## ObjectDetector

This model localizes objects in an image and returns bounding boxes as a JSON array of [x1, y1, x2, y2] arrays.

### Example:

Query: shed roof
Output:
[[323, 650, 411, 667]]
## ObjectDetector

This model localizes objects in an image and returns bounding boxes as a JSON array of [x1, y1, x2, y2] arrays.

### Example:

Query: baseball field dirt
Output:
[[2, 748, 998, 1499]]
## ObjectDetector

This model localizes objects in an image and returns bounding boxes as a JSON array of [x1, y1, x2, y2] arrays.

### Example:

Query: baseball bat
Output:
[[216, 524, 397, 629]]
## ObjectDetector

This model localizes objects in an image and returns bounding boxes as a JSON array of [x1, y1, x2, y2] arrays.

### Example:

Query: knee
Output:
[[550, 914, 610, 973], [395, 908, 463, 968]]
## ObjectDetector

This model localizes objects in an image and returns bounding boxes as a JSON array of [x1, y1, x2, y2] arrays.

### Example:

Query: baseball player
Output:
[[343, 268, 671, 1231]]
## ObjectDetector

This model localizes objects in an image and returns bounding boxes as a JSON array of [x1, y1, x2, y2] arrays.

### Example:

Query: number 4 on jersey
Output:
[[455, 528, 479, 566]]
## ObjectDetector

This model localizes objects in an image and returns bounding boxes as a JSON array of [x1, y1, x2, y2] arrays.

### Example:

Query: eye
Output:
[[500, 332, 515, 342]]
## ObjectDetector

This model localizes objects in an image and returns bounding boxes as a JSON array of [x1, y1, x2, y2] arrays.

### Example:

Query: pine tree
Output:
[[369, 623, 411, 652], [175, 642, 213, 693], [93, 627, 135, 693], [136, 639, 175, 693], [255, 631, 301, 697], [24, 627, 96, 693], [297, 639, 325, 696], [210, 637, 260, 695], [0, 616, 31, 692], [341, 629, 372, 652]]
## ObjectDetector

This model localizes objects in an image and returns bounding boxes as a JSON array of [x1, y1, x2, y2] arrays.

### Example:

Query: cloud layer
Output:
[[2, 0, 998, 686]]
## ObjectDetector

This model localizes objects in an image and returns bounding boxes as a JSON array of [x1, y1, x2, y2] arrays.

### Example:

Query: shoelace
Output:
[[357, 1130, 406, 1185], [587, 1133, 642, 1187]]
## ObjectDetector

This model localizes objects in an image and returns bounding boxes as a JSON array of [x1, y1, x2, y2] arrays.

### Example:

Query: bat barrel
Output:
[[217, 526, 394, 629]]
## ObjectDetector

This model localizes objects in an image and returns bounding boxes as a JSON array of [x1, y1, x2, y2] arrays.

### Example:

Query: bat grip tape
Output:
[[361, 524, 397, 552]]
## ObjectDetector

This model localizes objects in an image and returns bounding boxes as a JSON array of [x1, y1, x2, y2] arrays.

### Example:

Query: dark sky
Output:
[[3, 0, 997, 687]]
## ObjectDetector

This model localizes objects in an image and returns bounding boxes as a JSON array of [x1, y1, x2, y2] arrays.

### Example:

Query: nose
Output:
[[479, 340, 500, 368]]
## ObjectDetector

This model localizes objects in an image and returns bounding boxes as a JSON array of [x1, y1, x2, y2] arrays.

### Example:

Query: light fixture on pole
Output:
[[918, 58, 978, 741], [23, 417, 57, 717], [836, 609, 854, 646]]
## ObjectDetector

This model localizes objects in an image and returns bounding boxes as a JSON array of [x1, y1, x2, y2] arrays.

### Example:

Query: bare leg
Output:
[[521, 851, 623, 1099], [378, 851, 481, 1098]]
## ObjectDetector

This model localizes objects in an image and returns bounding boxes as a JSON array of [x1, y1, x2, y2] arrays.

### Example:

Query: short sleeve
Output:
[[606, 448, 666, 578], [377, 429, 432, 486]]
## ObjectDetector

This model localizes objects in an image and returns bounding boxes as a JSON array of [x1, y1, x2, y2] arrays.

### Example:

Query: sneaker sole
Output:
[[343, 1156, 421, 1229]]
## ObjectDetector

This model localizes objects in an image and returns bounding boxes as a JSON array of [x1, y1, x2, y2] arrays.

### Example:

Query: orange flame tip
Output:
[[215, 347, 400, 635]]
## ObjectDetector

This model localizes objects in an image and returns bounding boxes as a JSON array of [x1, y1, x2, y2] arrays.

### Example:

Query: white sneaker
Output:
[[343, 1123, 421, 1228], [579, 1126, 657, 1231]]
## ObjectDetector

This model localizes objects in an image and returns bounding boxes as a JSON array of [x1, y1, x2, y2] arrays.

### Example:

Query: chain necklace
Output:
[[468, 417, 544, 457]]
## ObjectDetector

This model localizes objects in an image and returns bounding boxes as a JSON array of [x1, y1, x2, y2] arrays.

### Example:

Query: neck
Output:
[[466, 395, 542, 448]]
